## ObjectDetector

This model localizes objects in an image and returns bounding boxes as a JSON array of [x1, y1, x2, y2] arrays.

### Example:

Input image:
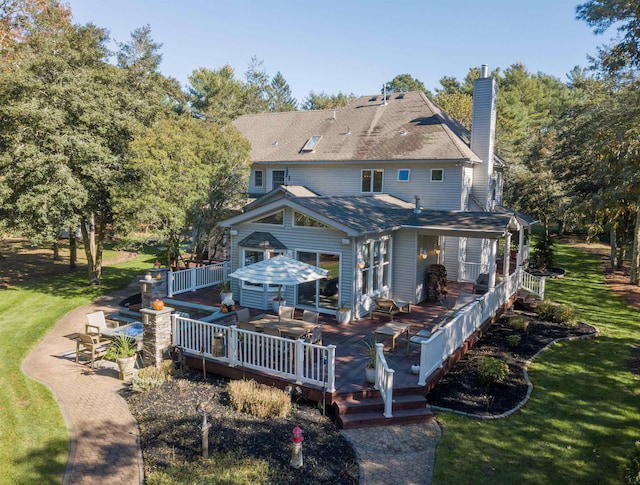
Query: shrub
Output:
[[622, 440, 640, 485], [508, 315, 530, 332], [506, 334, 521, 348], [228, 379, 291, 419], [536, 300, 577, 325], [477, 356, 509, 384], [534, 232, 555, 268], [132, 360, 174, 392]]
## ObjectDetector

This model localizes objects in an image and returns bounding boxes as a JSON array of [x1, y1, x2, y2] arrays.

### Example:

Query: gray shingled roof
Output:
[[293, 196, 514, 236], [233, 91, 489, 164], [237, 232, 288, 250]]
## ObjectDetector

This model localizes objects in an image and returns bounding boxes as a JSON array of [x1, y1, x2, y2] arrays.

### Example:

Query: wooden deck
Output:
[[171, 281, 474, 396]]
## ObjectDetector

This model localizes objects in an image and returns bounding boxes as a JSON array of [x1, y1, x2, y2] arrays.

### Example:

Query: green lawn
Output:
[[0, 251, 153, 484], [433, 243, 640, 484]]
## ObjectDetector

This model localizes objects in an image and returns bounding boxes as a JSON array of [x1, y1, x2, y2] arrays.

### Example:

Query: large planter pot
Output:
[[272, 299, 286, 313], [365, 366, 376, 384], [336, 309, 351, 325], [220, 291, 234, 304], [116, 356, 136, 380]]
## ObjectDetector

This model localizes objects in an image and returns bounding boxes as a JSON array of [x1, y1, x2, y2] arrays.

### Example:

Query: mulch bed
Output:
[[426, 311, 596, 416], [127, 374, 359, 484]]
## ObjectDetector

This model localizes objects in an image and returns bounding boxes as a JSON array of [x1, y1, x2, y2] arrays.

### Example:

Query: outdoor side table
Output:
[[374, 321, 411, 354]]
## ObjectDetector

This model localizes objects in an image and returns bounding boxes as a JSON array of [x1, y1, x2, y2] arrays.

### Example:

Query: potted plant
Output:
[[220, 280, 233, 304], [362, 339, 377, 384], [336, 304, 351, 324], [105, 334, 138, 380]]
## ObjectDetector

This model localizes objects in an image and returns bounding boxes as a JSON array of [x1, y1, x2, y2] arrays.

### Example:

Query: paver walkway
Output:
[[342, 422, 441, 485], [22, 279, 144, 485], [21, 278, 441, 484]]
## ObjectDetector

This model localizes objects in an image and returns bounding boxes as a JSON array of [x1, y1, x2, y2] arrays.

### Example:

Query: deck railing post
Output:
[[383, 369, 394, 418], [167, 271, 174, 297], [228, 326, 238, 367], [418, 340, 429, 386], [294, 339, 304, 385], [326, 345, 336, 393]]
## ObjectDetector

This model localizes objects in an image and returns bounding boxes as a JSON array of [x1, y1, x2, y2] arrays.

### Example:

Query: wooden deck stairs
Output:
[[333, 388, 433, 429], [515, 289, 540, 311]]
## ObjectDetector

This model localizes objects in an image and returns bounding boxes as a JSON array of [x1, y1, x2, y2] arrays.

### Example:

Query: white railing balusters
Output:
[[167, 261, 230, 297], [374, 343, 395, 418], [172, 316, 334, 391]]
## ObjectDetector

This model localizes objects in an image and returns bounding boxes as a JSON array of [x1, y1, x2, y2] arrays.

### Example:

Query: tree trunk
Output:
[[53, 240, 61, 261], [69, 231, 77, 269], [630, 194, 640, 285], [80, 213, 105, 285], [609, 224, 617, 270]]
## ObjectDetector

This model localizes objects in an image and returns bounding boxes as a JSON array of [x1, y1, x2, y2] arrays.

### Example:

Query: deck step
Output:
[[338, 407, 433, 429], [333, 392, 432, 429], [336, 394, 429, 415], [117, 308, 142, 319]]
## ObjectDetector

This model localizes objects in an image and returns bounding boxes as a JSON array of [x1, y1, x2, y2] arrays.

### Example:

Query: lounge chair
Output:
[[75, 333, 108, 368], [370, 298, 411, 321]]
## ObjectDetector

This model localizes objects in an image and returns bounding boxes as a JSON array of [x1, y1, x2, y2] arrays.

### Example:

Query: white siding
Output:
[[391, 229, 418, 303]]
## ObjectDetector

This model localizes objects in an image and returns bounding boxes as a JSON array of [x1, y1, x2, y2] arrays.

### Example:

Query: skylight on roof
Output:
[[301, 135, 322, 152]]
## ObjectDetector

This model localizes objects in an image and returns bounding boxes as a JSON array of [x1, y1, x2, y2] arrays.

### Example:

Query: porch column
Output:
[[503, 232, 511, 276], [141, 306, 174, 368], [488, 239, 497, 289], [518, 229, 525, 268]]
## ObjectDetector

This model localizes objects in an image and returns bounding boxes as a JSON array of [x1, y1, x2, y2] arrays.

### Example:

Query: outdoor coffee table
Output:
[[374, 321, 411, 354]]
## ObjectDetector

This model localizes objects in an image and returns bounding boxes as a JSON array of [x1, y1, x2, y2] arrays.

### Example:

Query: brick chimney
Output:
[[470, 64, 497, 211]]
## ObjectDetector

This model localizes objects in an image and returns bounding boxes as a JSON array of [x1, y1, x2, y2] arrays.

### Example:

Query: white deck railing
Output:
[[167, 261, 230, 297], [172, 315, 336, 392], [520, 270, 545, 299], [374, 343, 395, 418], [417, 269, 542, 386], [459, 261, 489, 283]]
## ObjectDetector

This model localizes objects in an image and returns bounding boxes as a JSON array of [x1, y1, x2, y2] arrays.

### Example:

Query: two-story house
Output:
[[219, 65, 534, 318]]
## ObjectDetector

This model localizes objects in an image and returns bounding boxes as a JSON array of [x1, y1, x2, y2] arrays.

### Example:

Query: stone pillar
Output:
[[140, 268, 168, 309], [141, 306, 174, 368]]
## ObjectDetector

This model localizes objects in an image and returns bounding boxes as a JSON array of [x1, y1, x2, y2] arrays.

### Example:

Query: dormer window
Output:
[[301, 135, 322, 152]]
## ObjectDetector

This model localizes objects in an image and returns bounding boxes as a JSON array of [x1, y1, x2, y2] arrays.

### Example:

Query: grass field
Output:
[[0, 245, 153, 484], [432, 243, 640, 484]]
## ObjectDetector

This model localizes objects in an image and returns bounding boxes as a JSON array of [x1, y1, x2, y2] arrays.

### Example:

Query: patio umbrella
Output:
[[228, 255, 328, 307]]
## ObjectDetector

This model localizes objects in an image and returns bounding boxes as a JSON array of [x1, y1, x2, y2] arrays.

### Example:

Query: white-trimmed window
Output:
[[360, 238, 390, 295], [430, 168, 444, 182], [252, 210, 284, 225], [361, 169, 383, 193], [254, 170, 263, 187], [397, 169, 410, 182], [294, 211, 329, 228], [272, 170, 285, 190]]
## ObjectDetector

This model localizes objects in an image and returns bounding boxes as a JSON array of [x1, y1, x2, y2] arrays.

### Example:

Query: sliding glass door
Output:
[[296, 252, 340, 311]]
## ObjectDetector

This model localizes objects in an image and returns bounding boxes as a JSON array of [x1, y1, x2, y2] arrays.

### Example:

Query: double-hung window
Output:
[[272, 170, 285, 190], [361, 169, 383, 193], [254, 170, 263, 188]]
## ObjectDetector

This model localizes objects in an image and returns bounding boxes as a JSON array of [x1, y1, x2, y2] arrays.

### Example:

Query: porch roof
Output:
[[293, 196, 515, 238]]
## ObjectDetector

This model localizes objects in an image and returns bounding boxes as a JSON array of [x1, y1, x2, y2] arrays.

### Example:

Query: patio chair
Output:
[[235, 308, 251, 324], [307, 325, 322, 345], [302, 310, 319, 324], [75, 333, 108, 368], [370, 298, 411, 321], [85, 310, 118, 338], [278, 305, 295, 320]]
